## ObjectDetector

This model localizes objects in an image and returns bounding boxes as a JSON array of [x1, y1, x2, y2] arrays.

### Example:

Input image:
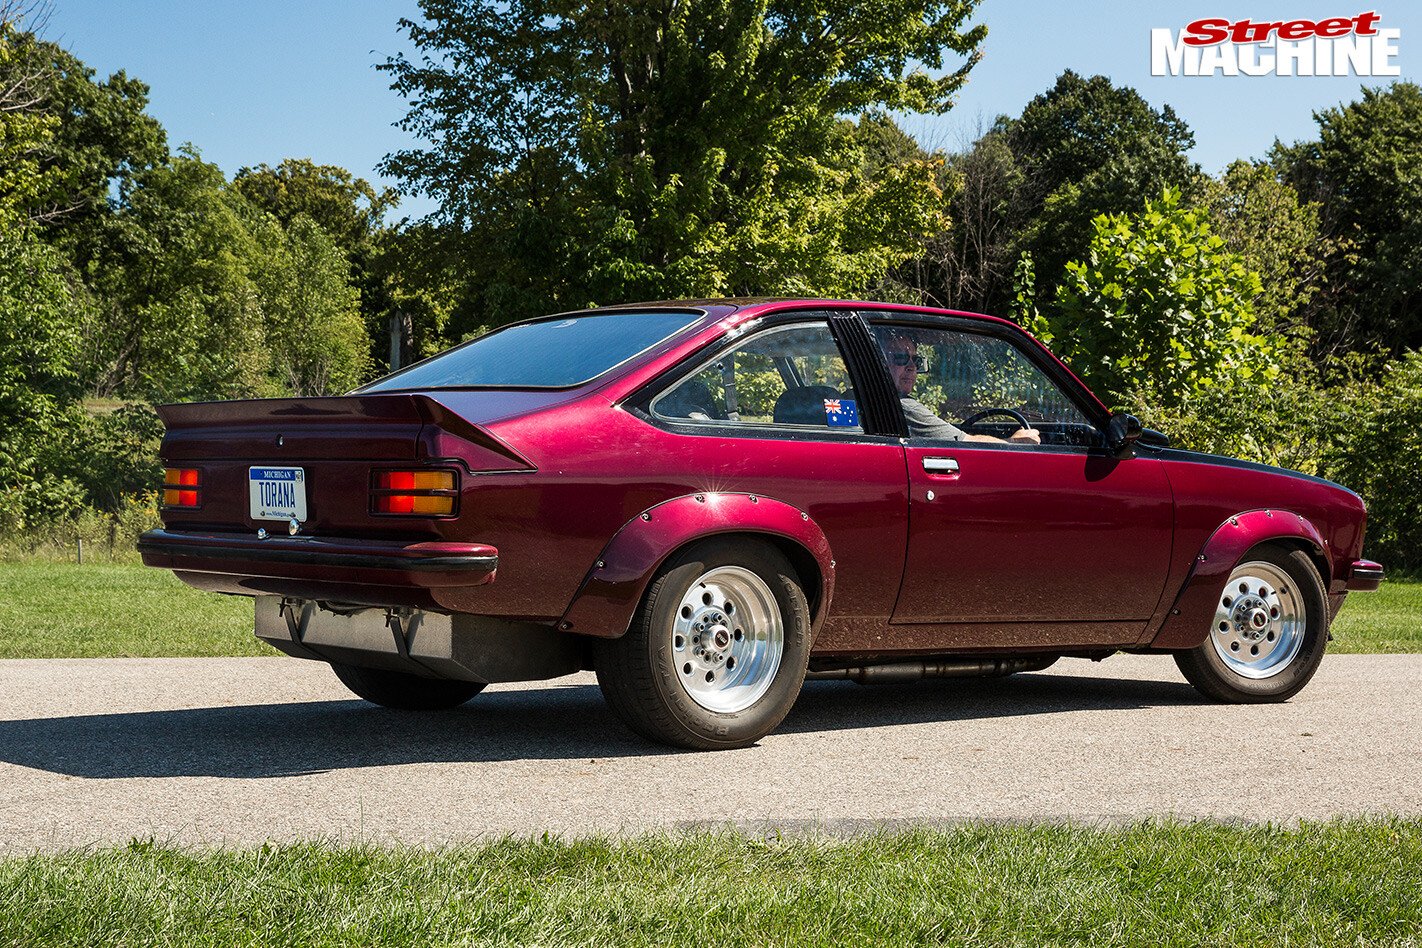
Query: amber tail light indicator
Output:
[[163, 468, 202, 508], [371, 469, 458, 516]]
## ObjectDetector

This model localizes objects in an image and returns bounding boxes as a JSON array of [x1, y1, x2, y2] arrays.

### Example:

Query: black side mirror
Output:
[[1108, 412, 1143, 458], [1139, 427, 1171, 448]]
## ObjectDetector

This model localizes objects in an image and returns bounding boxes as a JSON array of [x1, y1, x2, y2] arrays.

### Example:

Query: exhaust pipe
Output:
[[805, 656, 1057, 684]]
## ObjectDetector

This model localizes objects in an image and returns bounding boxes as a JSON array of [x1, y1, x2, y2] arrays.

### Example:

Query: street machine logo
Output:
[[1151, 12, 1400, 76]]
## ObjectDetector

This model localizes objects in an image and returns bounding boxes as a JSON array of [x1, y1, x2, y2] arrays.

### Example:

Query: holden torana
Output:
[[139, 300, 1383, 749]]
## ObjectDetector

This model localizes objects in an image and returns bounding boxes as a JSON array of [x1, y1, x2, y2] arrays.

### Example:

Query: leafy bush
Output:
[[1322, 352, 1422, 574], [1031, 189, 1277, 412], [0, 400, 163, 552], [1131, 346, 1336, 474], [69, 403, 165, 510], [1132, 347, 1421, 574]]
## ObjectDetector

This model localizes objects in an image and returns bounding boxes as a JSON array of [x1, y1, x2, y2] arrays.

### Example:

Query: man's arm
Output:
[[901, 397, 1040, 444]]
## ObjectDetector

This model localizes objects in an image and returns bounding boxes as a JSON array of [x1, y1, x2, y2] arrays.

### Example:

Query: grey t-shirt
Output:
[[900, 396, 967, 440]]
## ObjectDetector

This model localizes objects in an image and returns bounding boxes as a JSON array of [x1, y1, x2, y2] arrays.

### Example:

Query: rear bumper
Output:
[[138, 528, 498, 590], [1346, 559, 1384, 591]]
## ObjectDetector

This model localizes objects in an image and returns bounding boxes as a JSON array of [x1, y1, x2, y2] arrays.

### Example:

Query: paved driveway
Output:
[[1, 654, 1418, 850]]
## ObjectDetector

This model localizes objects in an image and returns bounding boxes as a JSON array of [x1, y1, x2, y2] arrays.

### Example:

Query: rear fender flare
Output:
[[1148, 509, 1328, 650], [556, 492, 835, 641]]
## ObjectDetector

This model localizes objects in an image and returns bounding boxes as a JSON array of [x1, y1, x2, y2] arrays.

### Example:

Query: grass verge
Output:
[[0, 559, 1417, 658], [1, 821, 1419, 946], [0, 561, 270, 659], [1331, 575, 1422, 653]]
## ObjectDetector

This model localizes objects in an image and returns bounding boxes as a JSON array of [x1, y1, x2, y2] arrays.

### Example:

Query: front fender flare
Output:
[[556, 492, 835, 640], [1148, 508, 1327, 650]]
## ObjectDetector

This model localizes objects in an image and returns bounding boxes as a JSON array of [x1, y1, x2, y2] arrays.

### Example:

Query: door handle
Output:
[[923, 457, 959, 474]]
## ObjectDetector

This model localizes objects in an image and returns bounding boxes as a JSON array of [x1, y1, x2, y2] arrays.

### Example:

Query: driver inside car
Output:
[[880, 332, 1041, 444]]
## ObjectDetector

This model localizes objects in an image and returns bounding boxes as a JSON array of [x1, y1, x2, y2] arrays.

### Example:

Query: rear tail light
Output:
[[163, 468, 202, 508], [371, 469, 458, 516]]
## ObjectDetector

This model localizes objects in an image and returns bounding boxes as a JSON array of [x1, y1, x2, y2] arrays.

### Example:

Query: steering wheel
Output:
[[961, 407, 1032, 431]]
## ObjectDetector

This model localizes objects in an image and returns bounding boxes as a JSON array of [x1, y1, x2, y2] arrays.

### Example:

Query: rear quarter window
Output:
[[359, 311, 699, 391]]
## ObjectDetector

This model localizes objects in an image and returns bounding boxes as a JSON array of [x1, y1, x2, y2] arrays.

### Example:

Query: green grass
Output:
[[1331, 576, 1422, 653], [1, 821, 1419, 946], [0, 559, 1417, 659], [0, 560, 270, 659]]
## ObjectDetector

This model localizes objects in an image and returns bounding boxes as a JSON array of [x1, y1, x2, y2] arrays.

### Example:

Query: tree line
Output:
[[2, 0, 1421, 568]]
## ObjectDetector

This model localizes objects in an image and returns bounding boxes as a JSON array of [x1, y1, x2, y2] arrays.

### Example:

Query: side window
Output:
[[872, 324, 1099, 446], [651, 323, 862, 432]]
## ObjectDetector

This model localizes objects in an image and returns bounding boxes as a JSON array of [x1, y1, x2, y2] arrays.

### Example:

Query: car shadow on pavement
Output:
[[780, 671, 1199, 735], [0, 671, 1200, 780]]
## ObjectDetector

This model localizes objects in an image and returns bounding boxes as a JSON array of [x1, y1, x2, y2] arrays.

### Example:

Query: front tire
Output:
[[1174, 545, 1328, 702], [330, 662, 486, 710], [595, 537, 812, 750]]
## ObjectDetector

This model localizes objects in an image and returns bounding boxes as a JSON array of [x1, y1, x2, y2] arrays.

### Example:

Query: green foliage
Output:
[[1134, 347, 1334, 474], [364, 223, 458, 367], [0, 23, 63, 215], [0, 23, 166, 230], [893, 72, 1201, 315], [234, 159, 403, 375], [1003, 71, 1201, 302], [1273, 81, 1422, 353], [68, 403, 164, 511], [79, 148, 268, 400], [905, 126, 1026, 312], [1202, 161, 1332, 336], [1010, 250, 1038, 326], [380, 0, 983, 327], [232, 159, 398, 254], [0, 18, 387, 540], [249, 215, 371, 395], [1324, 352, 1422, 574], [77, 149, 376, 401], [1032, 189, 1272, 411], [0, 201, 89, 532]]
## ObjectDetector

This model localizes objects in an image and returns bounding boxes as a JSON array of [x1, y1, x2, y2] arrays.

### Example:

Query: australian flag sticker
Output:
[[824, 398, 858, 428]]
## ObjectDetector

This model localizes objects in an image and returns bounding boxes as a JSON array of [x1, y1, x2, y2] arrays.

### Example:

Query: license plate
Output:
[[249, 467, 307, 521]]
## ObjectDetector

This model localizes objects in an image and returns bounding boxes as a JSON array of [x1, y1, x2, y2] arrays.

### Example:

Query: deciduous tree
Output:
[[1273, 81, 1422, 353], [1201, 160, 1333, 338], [1003, 71, 1200, 301], [380, 0, 985, 327]]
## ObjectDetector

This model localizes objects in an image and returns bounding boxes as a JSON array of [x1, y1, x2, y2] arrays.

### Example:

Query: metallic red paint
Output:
[[1346, 559, 1384, 591], [556, 492, 835, 639], [896, 444, 1173, 638]]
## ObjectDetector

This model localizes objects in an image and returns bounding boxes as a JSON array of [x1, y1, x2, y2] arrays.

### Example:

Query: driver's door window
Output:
[[871, 325, 1098, 447]]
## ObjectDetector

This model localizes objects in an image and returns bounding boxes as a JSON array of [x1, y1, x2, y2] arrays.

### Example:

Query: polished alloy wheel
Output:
[[1210, 561, 1304, 679], [672, 565, 784, 713]]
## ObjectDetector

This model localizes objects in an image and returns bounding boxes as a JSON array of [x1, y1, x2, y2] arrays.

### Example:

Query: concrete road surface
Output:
[[0, 653, 1418, 850]]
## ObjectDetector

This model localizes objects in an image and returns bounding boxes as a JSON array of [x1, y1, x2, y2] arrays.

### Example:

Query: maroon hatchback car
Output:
[[139, 300, 1383, 749]]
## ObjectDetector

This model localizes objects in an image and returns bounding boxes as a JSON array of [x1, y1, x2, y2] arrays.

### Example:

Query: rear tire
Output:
[[330, 662, 485, 710], [595, 537, 811, 750], [1174, 545, 1328, 703]]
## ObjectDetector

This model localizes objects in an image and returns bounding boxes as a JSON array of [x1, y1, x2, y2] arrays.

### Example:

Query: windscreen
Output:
[[359, 311, 699, 391]]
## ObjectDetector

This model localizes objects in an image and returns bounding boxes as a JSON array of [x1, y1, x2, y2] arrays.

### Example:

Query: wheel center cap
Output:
[[712, 627, 730, 649]]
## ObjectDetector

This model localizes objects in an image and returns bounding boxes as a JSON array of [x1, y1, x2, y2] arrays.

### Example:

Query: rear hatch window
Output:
[[358, 311, 700, 391]]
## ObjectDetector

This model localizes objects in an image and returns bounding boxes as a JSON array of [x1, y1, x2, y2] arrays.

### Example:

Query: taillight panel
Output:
[[163, 468, 202, 508], [371, 468, 460, 517]]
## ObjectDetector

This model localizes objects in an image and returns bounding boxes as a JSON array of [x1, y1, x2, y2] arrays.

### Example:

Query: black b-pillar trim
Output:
[[828, 313, 909, 438]]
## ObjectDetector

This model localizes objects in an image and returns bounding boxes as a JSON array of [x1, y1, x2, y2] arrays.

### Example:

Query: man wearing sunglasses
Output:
[[881, 334, 1041, 444]]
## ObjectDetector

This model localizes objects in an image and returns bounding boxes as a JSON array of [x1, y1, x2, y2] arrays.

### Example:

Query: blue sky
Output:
[[42, 0, 1419, 222]]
